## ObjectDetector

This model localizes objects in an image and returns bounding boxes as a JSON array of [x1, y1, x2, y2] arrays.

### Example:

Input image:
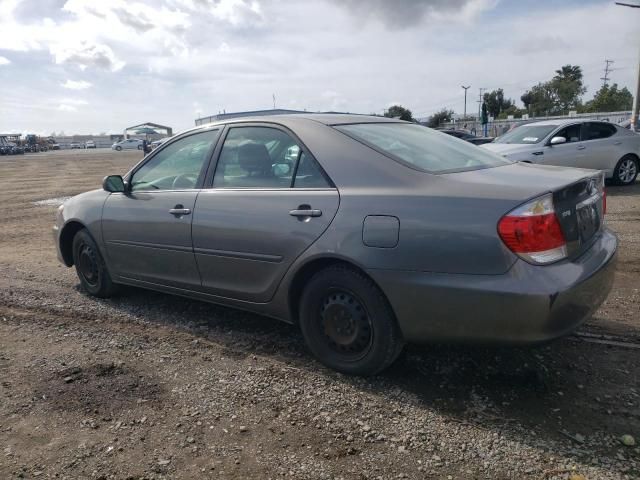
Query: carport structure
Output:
[[124, 122, 172, 141]]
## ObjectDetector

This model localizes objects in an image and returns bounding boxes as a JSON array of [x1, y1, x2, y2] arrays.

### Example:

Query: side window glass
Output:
[[556, 125, 581, 143], [131, 130, 219, 191], [293, 153, 330, 188], [213, 127, 299, 188], [586, 123, 616, 141]]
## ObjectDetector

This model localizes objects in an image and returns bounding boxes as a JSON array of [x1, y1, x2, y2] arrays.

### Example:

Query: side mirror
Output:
[[550, 136, 567, 146], [103, 175, 125, 193]]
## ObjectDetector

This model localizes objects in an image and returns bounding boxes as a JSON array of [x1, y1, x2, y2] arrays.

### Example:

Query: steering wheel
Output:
[[172, 173, 198, 189]]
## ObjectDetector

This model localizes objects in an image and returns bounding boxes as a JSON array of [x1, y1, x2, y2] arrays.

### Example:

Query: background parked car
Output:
[[436, 128, 494, 145], [70, 142, 82, 149], [85, 140, 96, 149], [150, 137, 170, 150], [483, 119, 639, 185], [112, 138, 143, 151]]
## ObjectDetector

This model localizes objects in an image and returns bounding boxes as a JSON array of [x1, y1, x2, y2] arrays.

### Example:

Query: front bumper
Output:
[[368, 228, 618, 344]]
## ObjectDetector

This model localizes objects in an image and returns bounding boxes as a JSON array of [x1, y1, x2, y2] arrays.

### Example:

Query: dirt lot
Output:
[[0, 149, 639, 479]]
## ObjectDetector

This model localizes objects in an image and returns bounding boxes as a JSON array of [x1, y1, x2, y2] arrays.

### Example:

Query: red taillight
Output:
[[498, 194, 567, 265], [498, 213, 565, 252]]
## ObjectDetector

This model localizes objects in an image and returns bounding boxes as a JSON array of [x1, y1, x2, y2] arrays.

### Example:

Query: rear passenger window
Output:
[[213, 126, 330, 189], [585, 123, 616, 141]]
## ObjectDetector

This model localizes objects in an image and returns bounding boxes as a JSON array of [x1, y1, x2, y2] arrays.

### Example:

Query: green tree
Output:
[[483, 89, 514, 118], [427, 108, 454, 128], [522, 65, 586, 116], [550, 65, 586, 113], [583, 83, 633, 112], [520, 92, 533, 114], [384, 105, 414, 121]]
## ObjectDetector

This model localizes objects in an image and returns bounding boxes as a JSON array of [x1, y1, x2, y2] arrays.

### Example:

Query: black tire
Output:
[[115, 146, 122, 151], [299, 265, 404, 375], [613, 154, 639, 186], [137, 145, 143, 150], [72, 229, 118, 298]]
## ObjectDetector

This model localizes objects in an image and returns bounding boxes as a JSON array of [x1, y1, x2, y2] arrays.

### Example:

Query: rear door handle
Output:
[[289, 209, 322, 217], [169, 205, 191, 216], [576, 145, 586, 150]]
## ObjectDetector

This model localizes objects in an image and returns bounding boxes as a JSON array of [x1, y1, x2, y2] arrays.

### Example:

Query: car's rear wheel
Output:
[[137, 145, 143, 150], [613, 155, 638, 185], [72, 229, 118, 298], [299, 265, 404, 375]]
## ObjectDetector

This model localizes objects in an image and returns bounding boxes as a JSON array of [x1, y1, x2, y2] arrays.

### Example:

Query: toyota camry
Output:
[[53, 114, 617, 375]]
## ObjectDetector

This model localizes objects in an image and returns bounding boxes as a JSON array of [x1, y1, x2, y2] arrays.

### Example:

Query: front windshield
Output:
[[335, 123, 512, 174], [494, 125, 556, 144]]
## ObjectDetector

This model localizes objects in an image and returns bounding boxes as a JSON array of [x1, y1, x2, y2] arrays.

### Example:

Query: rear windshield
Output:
[[335, 123, 511, 174], [494, 125, 556, 144]]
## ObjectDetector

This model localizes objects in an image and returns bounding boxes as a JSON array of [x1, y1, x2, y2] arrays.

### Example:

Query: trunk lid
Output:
[[443, 162, 605, 260]]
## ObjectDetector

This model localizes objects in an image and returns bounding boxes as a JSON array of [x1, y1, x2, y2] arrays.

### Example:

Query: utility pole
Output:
[[477, 87, 486, 121], [461, 85, 470, 119], [616, 1, 640, 131], [272, 93, 276, 110], [601, 59, 614, 87]]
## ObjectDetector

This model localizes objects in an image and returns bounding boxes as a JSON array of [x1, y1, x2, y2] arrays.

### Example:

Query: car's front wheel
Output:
[[613, 154, 638, 185], [72, 229, 118, 298], [115, 146, 122, 151], [299, 265, 404, 375]]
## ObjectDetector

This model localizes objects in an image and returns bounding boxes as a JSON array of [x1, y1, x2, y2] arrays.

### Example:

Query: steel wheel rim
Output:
[[619, 159, 637, 183], [78, 244, 99, 287], [320, 289, 373, 361]]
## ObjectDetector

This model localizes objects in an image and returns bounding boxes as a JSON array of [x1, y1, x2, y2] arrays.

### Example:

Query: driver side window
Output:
[[555, 124, 581, 144], [131, 130, 220, 191]]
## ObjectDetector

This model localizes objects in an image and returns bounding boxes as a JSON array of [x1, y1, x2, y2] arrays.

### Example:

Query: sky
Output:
[[0, 0, 638, 135]]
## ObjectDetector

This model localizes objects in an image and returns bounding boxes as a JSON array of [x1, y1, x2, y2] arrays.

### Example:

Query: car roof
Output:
[[524, 118, 613, 127], [183, 113, 405, 137]]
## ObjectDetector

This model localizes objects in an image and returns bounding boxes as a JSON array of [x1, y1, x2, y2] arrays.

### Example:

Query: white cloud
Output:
[[62, 79, 92, 90], [51, 41, 125, 71], [58, 98, 89, 106], [0, 56, 10, 65], [58, 104, 77, 112]]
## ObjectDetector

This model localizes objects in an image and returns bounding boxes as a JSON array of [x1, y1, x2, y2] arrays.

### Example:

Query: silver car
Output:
[[483, 119, 639, 185], [53, 115, 617, 375], [112, 138, 143, 151]]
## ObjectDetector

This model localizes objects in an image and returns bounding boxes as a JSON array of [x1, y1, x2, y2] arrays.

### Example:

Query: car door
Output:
[[580, 122, 619, 171], [102, 128, 221, 288], [191, 124, 339, 302], [537, 123, 586, 168]]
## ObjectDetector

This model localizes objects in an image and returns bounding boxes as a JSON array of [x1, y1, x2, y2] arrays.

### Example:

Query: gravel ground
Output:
[[0, 149, 639, 479]]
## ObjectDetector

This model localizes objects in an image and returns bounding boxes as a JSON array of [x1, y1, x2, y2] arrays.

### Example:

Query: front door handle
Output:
[[576, 145, 586, 150], [289, 209, 322, 218], [169, 205, 191, 216]]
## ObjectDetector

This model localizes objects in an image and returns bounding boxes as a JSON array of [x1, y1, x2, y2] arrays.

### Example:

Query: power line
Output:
[[601, 59, 615, 87]]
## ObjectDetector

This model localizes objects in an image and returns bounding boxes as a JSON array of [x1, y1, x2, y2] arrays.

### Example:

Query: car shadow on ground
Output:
[[95, 284, 639, 470], [606, 179, 639, 196]]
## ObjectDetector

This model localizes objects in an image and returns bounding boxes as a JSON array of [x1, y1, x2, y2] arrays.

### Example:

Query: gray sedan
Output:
[[53, 114, 617, 375]]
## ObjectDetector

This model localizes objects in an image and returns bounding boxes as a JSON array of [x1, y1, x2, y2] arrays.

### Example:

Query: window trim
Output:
[[125, 127, 222, 192], [203, 122, 335, 190]]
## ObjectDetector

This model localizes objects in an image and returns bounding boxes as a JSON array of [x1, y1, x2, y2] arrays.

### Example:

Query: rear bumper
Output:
[[368, 228, 618, 344]]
